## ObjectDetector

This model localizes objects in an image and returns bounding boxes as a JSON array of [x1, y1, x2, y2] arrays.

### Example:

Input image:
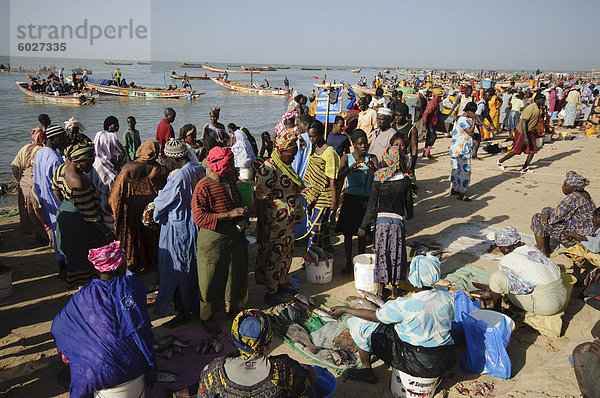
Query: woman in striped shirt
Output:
[[191, 146, 249, 322], [53, 142, 115, 288]]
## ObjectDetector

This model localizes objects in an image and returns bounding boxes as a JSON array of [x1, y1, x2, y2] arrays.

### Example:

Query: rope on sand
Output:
[[0, 211, 18, 219]]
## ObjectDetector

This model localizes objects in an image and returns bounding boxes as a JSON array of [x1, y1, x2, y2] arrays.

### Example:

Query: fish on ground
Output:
[[357, 289, 386, 307], [286, 323, 320, 354]]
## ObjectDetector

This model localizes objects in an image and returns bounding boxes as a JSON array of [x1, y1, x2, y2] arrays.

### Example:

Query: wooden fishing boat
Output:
[[242, 65, 264, 71], [179, 63, 206, 68], [137, 61, 151, 65], [351, 68, 361, 73], [350, 84, 394, 98], [104, 61, 133, 65], [203, 65, 261, 74], [84, 81, 196, 98], [278, 66, 291, 69], [170, 72, 210, 80], [16, 81, 98, 105], [210, 77, 291, 96], [299, 67, 322, 71]]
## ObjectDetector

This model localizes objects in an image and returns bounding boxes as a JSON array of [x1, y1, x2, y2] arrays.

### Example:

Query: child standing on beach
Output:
[[122, 116, 141, 161]]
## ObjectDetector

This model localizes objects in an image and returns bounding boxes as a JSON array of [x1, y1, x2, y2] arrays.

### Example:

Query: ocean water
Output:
[[0, 57, 370, 176]]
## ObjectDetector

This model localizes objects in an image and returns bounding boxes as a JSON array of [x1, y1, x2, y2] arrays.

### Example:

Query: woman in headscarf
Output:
[[11, 127, 48, 243], [531, 171, 596, 256], [330, 254, 455, 385], [255, 129, 303, 305], [582, 88, 600, 134], [91, 116, 125, 231], [336, 129, 379, 274], [475, 227, 567, 320], [202, 107, 229, 145], [199, 309, 315, 397], [449, 101, 478, 201], [108, 141, 169, 273], [191, 146, 248, 321], [179, 123, 201, 163], [359, 146, 413, 299], [51, 241, 157, 397], [228, 123, 257, 183], [64, 116, 91, 146], [53, 142, 115, 288], [563, 87, 581, 128], [153, 139, 205, 327], [299, 120, 339, 251], [34, 125, 68, 275]]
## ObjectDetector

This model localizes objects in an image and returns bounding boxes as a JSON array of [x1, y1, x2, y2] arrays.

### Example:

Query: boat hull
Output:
[[84, 82, 195, 98], [202, 65, 261, 74], [170, 74, 210, 80], [16, 81, 97, 105], [210, 78, 291, 96]]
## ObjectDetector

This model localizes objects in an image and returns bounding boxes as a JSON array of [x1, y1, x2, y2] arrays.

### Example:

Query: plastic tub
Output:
[[353, 254, 377, 292], [535, 137, 543, 148], [391, 368, 439, 398], [311, 365, 337, 398], [469, 309, 515, 332], [305, 249, 333, 284], [236, 182, 253, 206]]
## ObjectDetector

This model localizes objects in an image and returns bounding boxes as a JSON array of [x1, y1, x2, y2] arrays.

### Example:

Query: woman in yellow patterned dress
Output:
[[255, 129, 304, 305]]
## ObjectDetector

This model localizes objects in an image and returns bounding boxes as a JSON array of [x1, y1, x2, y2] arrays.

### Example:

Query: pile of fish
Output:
[[153, 334, 223, 360], [266, 293, 360, 368]]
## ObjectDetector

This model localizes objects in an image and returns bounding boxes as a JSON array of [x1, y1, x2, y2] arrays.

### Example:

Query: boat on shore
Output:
[[104, 61, 133, 65], [351, 68, 361, 73], [202, 65, 261, 74], [210, 77, 291, 96], [170, 72, 210, 80], [16, 81, 97, 105], [299, 67, 322, 71], [84, 81, 196, 98]]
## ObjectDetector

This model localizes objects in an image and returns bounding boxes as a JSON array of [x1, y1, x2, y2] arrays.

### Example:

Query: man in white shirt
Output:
[[368, 107, 396, 160]]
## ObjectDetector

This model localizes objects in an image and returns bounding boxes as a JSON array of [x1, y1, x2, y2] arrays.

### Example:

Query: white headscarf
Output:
[[231, 130, 256, 168]]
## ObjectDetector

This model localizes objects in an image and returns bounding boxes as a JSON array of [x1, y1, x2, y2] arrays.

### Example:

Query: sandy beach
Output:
[[1, 128, 599, 397]]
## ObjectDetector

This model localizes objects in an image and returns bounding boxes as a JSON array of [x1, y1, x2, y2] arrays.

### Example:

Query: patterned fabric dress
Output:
[[531, 192, 596, 246], [254, 159, 303, 294], [198, 354, 312, 398], [449, 116, 475, 194]]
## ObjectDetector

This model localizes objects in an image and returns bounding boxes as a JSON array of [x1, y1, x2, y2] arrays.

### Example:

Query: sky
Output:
[[2, 0, 599, 71]]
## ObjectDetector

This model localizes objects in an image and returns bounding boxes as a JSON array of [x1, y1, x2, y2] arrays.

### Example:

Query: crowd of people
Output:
[[8, 71, 600, 396]]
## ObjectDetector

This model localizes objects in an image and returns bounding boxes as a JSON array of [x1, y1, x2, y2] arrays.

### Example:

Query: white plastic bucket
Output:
[[469, 309, 515, 332], [353, 254, 376, 292], [305, 249, 333, 285], [535, 137, 543, 149], [543, 134, 551, 143], [390, 368, 439, 398]]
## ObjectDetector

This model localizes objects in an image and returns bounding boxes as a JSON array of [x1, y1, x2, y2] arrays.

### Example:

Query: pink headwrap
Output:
[[64, 117, 86, 132], [207, 146, 234, 176], [88, 241, 125, 273], [275, 109, 299, 137]]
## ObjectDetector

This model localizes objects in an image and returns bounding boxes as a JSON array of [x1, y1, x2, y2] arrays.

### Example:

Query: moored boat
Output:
[[203, 65, 261, 74], [180, 62, 206, 68], [16, 81, 97, 105], [351, 68, 361, 73], [210, 77, 291, 96], [137, 61, 151, 65], [104, 61, 133, 65], [299, 67, 322, 71], [84, 81, 196, 98], [170, 72, 210, 80]]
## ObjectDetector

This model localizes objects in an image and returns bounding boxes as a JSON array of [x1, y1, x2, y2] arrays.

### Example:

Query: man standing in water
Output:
[[497, 93, 546, 173], [156, 108, 176, 159]]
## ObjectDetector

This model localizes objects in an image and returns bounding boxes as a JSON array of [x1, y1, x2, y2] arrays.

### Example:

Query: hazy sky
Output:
[[2, 0, 599, 71]]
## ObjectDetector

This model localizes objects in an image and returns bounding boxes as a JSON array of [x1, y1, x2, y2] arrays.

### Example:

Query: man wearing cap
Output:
[[33, 124, 67, 276], [368, 107, 396, 161], [421, 88, 442, 158]]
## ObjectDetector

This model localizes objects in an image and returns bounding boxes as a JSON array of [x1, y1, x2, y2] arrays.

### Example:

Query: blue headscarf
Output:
[[408, 253, 441, 288]]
